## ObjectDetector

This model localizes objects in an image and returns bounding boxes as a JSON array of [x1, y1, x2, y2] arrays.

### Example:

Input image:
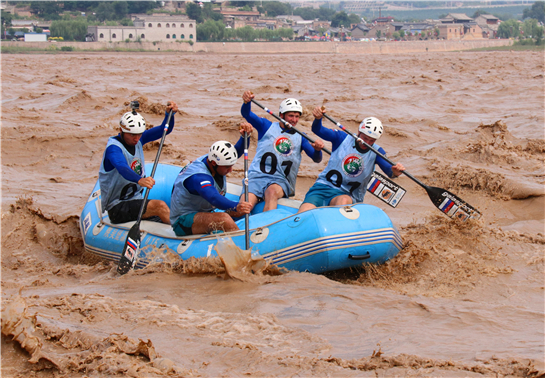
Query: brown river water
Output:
[[1, 51, 544, 377]]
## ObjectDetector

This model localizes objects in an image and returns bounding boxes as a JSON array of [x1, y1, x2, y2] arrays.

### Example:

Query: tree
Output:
[[331, 11, 350, 27], [523, 1, 545, 24], [1, 9, 13, 37], [522, 18, 539, 38], [393, 31, 400, 40], [202, 3, 223, 22], [127, 1, 159, 14], [229, 1, 255, 8], [30, 1, 62, 20], [318, 7, 336, 21], [186, 2, 204, 23], [96, 2, 115, 22], [113, 1, 129, 20], [197, 19, 226, 41], [535, 25, 544, 45], [348, 13, 361, 25], [294, 7, 318, 20], [262, 1, 291, 18], [50, 19, 88, 41], [497, 19, 520, 39], [235, 25, 257, 41], [277, 27, 294, 40], [472, 9, 488, 19], [399, 30, 405, 38]]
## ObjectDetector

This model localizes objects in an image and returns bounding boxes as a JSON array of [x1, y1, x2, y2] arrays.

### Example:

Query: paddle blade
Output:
[[424, 186, 482, 221], [117, 223, 141, 275]]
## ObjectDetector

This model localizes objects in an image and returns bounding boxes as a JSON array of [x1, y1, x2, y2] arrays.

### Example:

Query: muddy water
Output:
[[1, 52, 544, 377]]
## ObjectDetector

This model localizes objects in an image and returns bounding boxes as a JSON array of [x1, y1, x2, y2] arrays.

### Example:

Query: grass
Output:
[[469, 44, 545, 52]]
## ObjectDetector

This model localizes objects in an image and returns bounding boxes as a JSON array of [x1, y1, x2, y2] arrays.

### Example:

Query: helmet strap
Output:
[[207, 158, 218, 177]]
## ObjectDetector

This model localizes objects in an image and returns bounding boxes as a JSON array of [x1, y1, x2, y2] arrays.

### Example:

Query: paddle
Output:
[[243, 131, 250, 249], [321, 111, 482, 221], [214, 130, 267, 280], [117, 109, 174, 275], [250, 98, 332, 155]]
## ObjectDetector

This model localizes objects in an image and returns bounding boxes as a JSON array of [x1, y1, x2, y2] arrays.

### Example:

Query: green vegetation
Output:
[[50, 19, 88, 41], [497, 18, 544, 43], [523, 1, 545, 23], [469, 43, 544, 52], [197, 20, 293, 42]]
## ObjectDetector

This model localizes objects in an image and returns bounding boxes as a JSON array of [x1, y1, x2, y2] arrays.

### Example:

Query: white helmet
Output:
[[120, 112, 146, 134], [279, 98, 302, 115], [358, 117, 383, 140], [209, 141, 238, 166]]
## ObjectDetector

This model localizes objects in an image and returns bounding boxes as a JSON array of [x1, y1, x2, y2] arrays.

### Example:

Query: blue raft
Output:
[[80, 163, 403, 274]]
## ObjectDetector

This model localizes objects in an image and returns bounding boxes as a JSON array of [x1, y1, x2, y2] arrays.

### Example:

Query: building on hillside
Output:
[[461, 22, 483, 39], [219, 9, 260, 22], [371, 16, 394, 26], [437, 23, 463, 40], [475, 14, 500, 38], [400, 22, 436, 38], [366, 24, 393, 39], [312, 20, 331, 30], [350, 23, 371, 39], [10, 20, 38, 31], [441, 13, 474, 24], [87, 15, 196, 43], [275, 15, 305, 25]]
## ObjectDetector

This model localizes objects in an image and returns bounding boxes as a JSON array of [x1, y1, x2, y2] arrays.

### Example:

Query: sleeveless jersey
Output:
[[99, 137, 145, 211], [248, 122, 302, 197], [170, 155, 227, 225], [315, 137, 380, 203]]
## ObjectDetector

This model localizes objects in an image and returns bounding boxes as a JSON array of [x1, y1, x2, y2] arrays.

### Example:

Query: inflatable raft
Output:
[[80, 163, 403, 274]]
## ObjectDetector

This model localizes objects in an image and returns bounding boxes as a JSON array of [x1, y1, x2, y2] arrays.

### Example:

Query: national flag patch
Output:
[[368, 178, 381, 193], [439, 198, 454, 212], [127, 238, 138, 250], [200, 180, 212, 188], [439, 198, 459, 217]]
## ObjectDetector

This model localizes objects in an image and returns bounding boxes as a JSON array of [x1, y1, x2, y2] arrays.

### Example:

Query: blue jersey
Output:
[[99, 137, 145, 211], [99, 111, 175, 211], [241, 102, 322, 197], [311, 118, 395, 202]]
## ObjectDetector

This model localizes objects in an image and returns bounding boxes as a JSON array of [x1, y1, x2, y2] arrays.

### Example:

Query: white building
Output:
[[24, 33, 47, 42], [87, 15, 196, 43]]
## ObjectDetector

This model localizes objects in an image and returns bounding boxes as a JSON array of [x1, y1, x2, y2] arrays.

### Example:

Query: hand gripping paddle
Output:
[[321, 111, 482, 221]]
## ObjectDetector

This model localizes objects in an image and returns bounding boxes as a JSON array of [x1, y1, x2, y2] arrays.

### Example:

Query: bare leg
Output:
[[240, 192, 260, 210], [142, 199, 170, 224], [297, 202, 317, 214], [263, 184, 285, 212], [192, 212, 239, 234], [329, 195, 353, 206]]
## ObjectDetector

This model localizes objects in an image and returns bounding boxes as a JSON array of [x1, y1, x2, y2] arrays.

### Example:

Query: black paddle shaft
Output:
[[135, 110, 174, 223], [117, 110, 174, 275], [322, 113, 482, 220], [243, 131, 250, 250], [250, 99, 332, 155]]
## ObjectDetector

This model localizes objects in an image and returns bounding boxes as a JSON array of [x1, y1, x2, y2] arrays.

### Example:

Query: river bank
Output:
[[1, 38, 512, 54]]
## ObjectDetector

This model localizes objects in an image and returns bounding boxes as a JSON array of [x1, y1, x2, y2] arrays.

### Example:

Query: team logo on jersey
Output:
[[342, 154, 364, 177], [274, 136, 293, 156], [130, 159, 143, 176]]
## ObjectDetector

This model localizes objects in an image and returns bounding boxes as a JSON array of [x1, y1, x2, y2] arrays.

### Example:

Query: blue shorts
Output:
[[302, 183, 352, 208], [172, 212, 197, 236], [245, 175, 290, 200]]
